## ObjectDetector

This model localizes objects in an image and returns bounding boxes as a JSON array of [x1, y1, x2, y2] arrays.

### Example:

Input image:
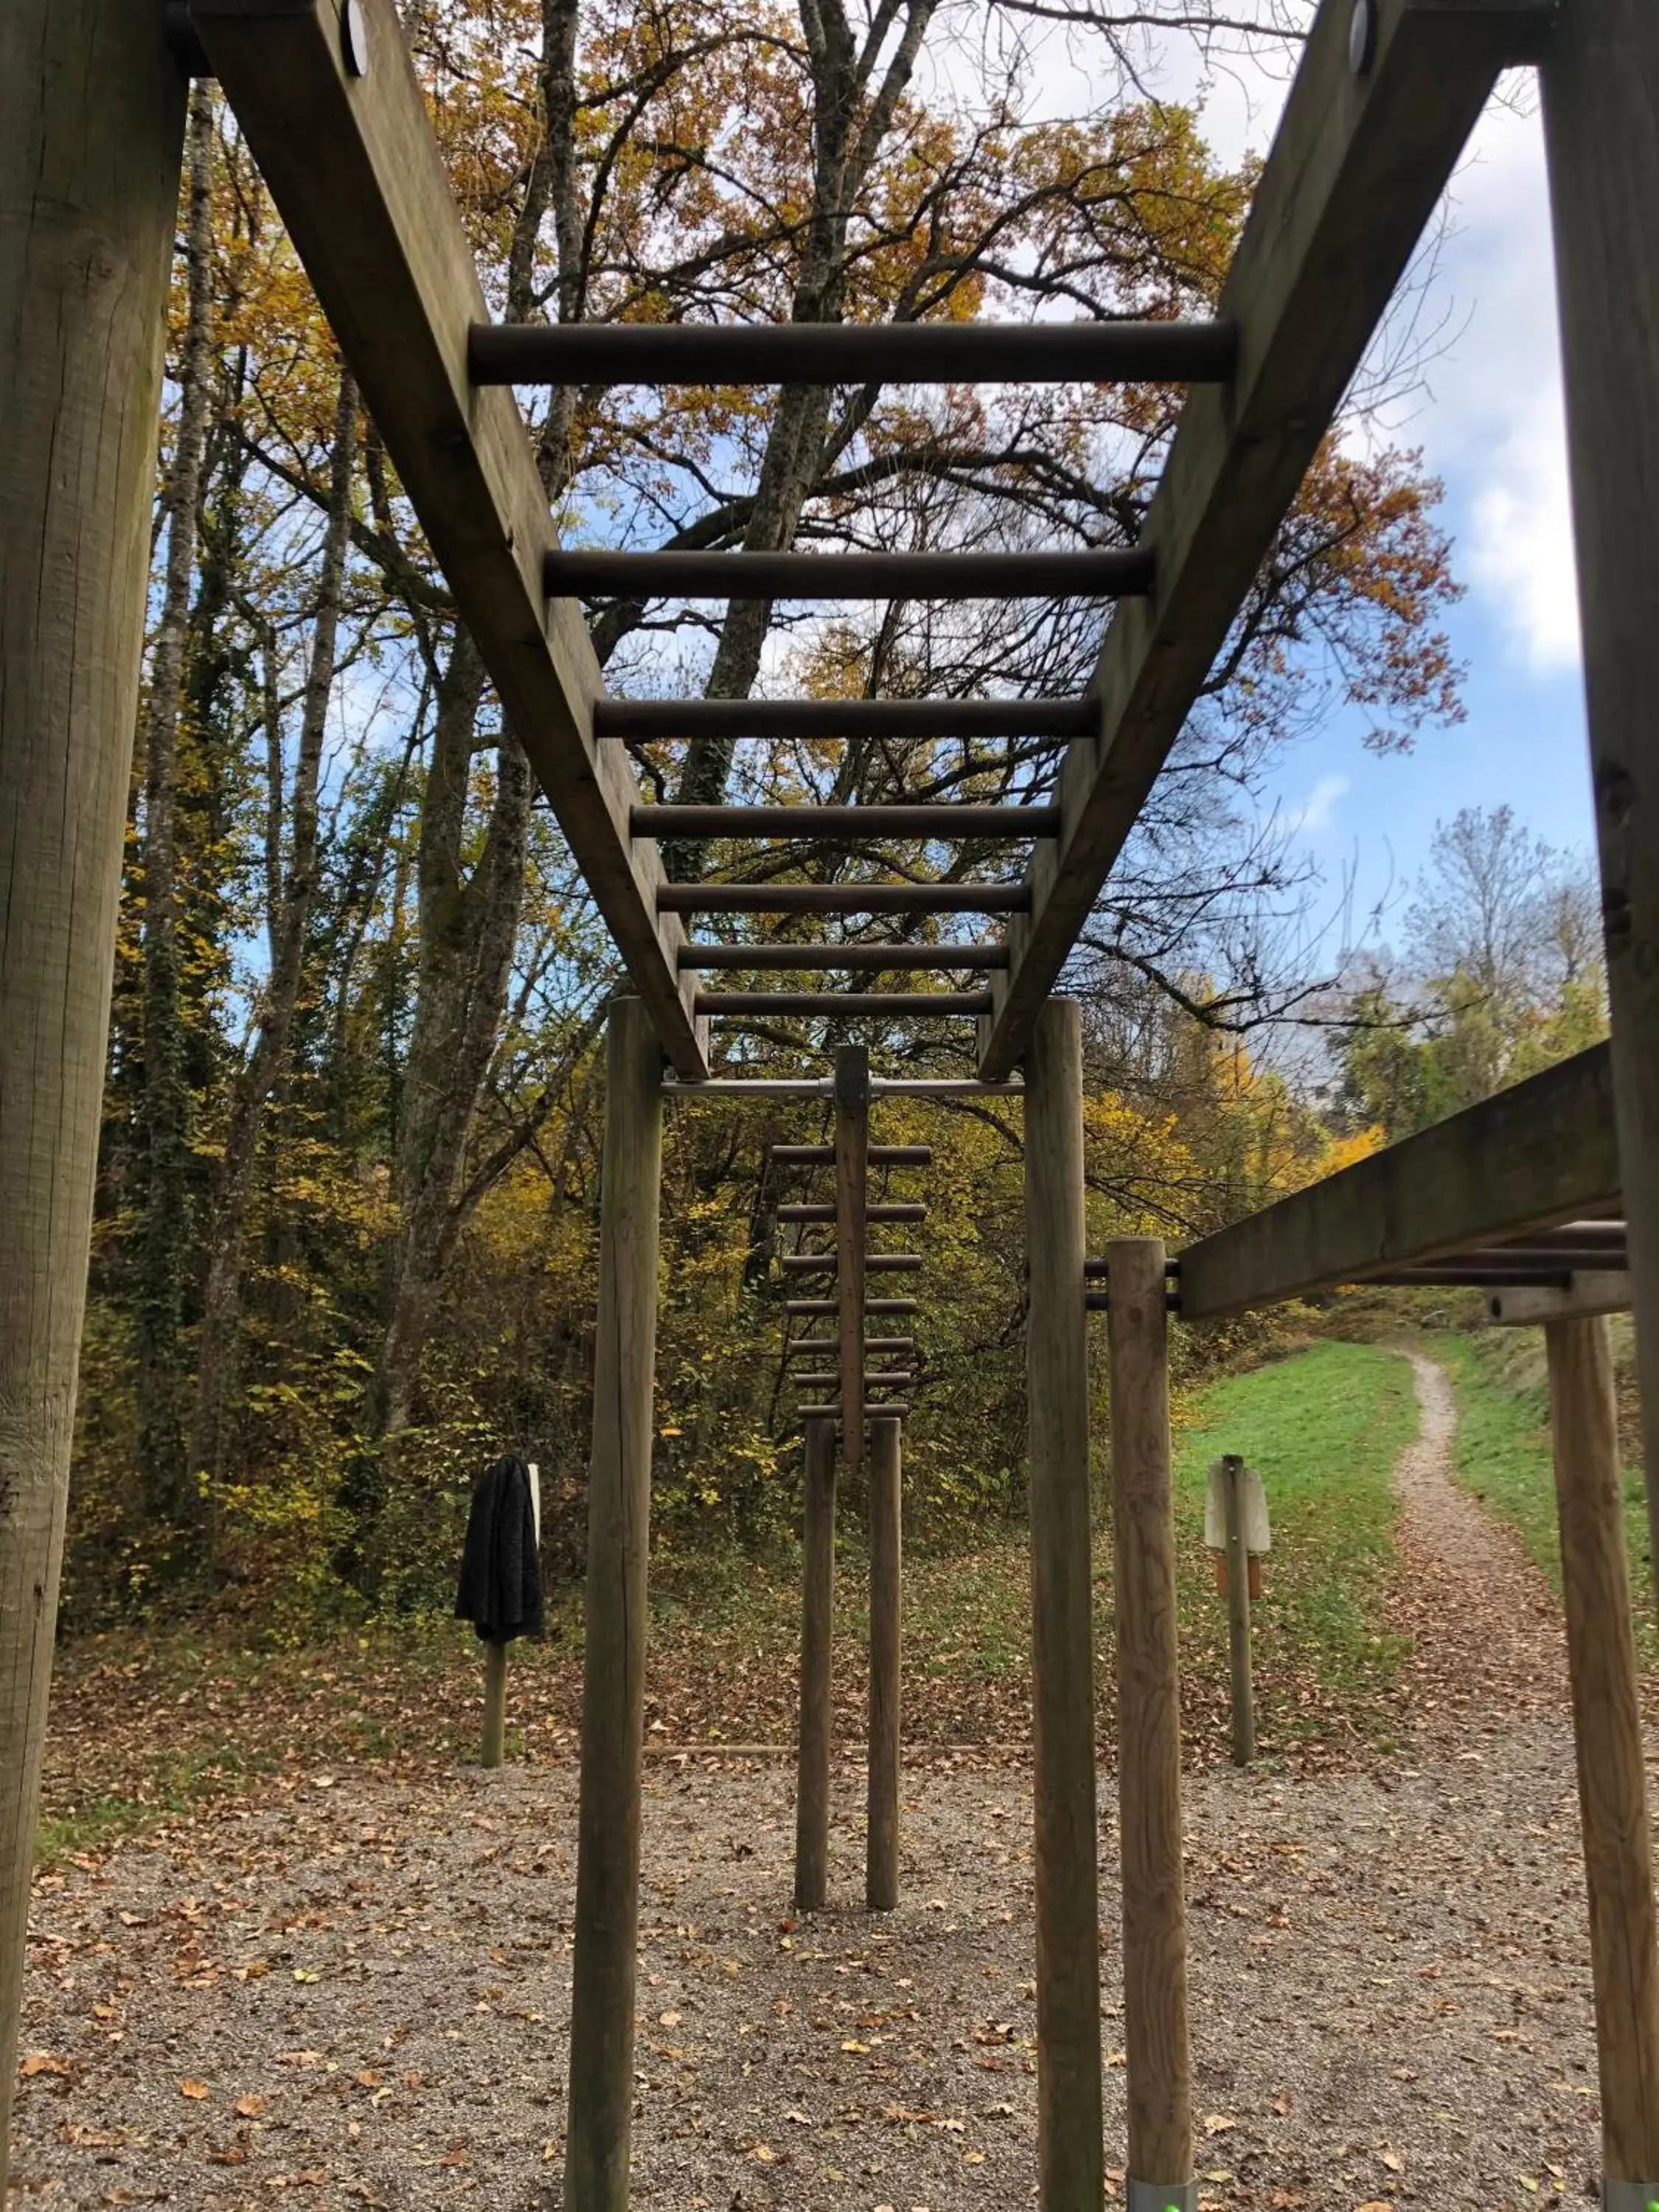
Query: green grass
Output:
[[1427, 1327, 1658, 1668], [1167, 1338, 1420, 1748]]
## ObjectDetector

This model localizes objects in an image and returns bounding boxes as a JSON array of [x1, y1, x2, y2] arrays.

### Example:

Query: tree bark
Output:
[[664, 0, 937, 877], [136, 80, 219, 1553], [0, 0, 185, 2186], [188, 369, 359, 1502], [355, 617, 533, 1591]]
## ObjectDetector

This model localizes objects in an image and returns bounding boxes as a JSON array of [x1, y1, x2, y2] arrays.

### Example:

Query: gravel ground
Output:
[[9, 1352, 1641, 2211]]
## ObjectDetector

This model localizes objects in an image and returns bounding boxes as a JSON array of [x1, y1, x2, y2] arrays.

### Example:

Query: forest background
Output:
[[74, 0, 1607, 1641]]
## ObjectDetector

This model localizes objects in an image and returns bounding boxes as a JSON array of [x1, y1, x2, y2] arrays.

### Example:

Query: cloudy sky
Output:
[[1174, 46, 1592, 947], [1014, 22, 1594, 953]]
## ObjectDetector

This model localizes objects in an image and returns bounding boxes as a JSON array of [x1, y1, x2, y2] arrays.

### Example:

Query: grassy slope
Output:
[[39, 1340, 1419, 1860], [1426, 1326, 1658, 1668], [1168, 1338, 1419, 1755]]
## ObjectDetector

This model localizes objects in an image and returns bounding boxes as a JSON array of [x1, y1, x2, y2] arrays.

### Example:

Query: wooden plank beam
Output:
[[1489, 1273, 1633, 1327], [1177, 1045, 1621, 1321], [975, 0, 1554, 1079], [193, 0, 706, 1077]]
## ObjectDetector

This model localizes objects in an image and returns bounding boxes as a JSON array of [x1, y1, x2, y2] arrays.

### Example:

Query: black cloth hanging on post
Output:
[[454, 1455, 546, 1644]]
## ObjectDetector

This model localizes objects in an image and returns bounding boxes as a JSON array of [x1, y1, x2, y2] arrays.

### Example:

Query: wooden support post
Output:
[[0, 8, 185, 2194], [866, 1414, 902, 1912], [1106, 1237, 1194, 2212], [481, 1641, 508, 1768], [1222, 1457, 1256, 1769], [795, 1416, 837, 1912], [1541, 0, 1659, 1615], [835, 1045, 870, 1472], [565, 998, 663, 2212], [1023, 998, 1104, 2212], [1544, 1316, 1659, 2200]]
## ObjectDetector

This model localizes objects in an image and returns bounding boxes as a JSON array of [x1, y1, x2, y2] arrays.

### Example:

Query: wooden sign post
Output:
[[1206, 1457, 1267, 1767]]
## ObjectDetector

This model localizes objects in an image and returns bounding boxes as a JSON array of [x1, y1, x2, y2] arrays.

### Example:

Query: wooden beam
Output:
[[794, 1416, 836, 1913], [1545, 1317, 1659, 2193], [1023, 998, 1105, 2212], [1107, 1237, 1194, 2204], [0, 5, 184, 2190], [1543, 0, 1659, 1618], [975, 0, 1553, 1078], [564, 1001, 663, 2212], [836, 1046, 870, 1473], [194, 0, 706, 1077], [1176, 1045, 1620, 1321], [1490, 1271, 1633, 1326], [866, 1415, 903, 1913]]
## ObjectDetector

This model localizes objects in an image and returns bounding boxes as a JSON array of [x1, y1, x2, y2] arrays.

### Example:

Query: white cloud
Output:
[[1395, 94, 1582, 672], [1465, 383, 1580, 672], [1287, 772, 1349, 835]]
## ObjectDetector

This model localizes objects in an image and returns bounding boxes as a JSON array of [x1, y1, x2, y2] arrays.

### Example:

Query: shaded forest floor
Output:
[[37, 1341, 1416, 1870], [16, 1339, 1658, 2210]]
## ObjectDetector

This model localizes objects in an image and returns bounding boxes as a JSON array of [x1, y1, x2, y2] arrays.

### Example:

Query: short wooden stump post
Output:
[[1107, 1237, 1195, 2212], [480, 1640, 508, 1767], [1024, 997, 1105, 2212], [866, 1413, 902, 1911], [795, 1414, 837, 1910], [1545, 1315, 1659, 2205], [563, 998, 664, 2212]]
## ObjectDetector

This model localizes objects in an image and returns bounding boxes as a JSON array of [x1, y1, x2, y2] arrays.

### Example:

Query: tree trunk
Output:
[[664, 0, 936, 877], [188, 369, 359, 1503], [135, 80, 218, 1555], [0, 0, 185, 2187]]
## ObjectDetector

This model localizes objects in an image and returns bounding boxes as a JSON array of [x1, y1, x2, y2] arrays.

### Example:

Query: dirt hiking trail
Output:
[[9, 1346, 1643, 2211]]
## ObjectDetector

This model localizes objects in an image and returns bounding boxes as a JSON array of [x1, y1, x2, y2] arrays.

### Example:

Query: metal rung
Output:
[[659, 883, 1027, 915], [785, 1298, 918, 1315], [797, 1402, 911, 1421], [594, 696, 1095, 742], [698, 990, 992, 1016], [681, 942, 1007, 970], [638, 804, 1057, 839], [780, 1253, 923, 1273], [547, 549, 1152, 602], [471, 318, 1237, 389], [777, 1203, 925, 1222], [771, 1144, 933, 1165], [793, 1372, 914, 1390], [787, 1338, 916, 1356]]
